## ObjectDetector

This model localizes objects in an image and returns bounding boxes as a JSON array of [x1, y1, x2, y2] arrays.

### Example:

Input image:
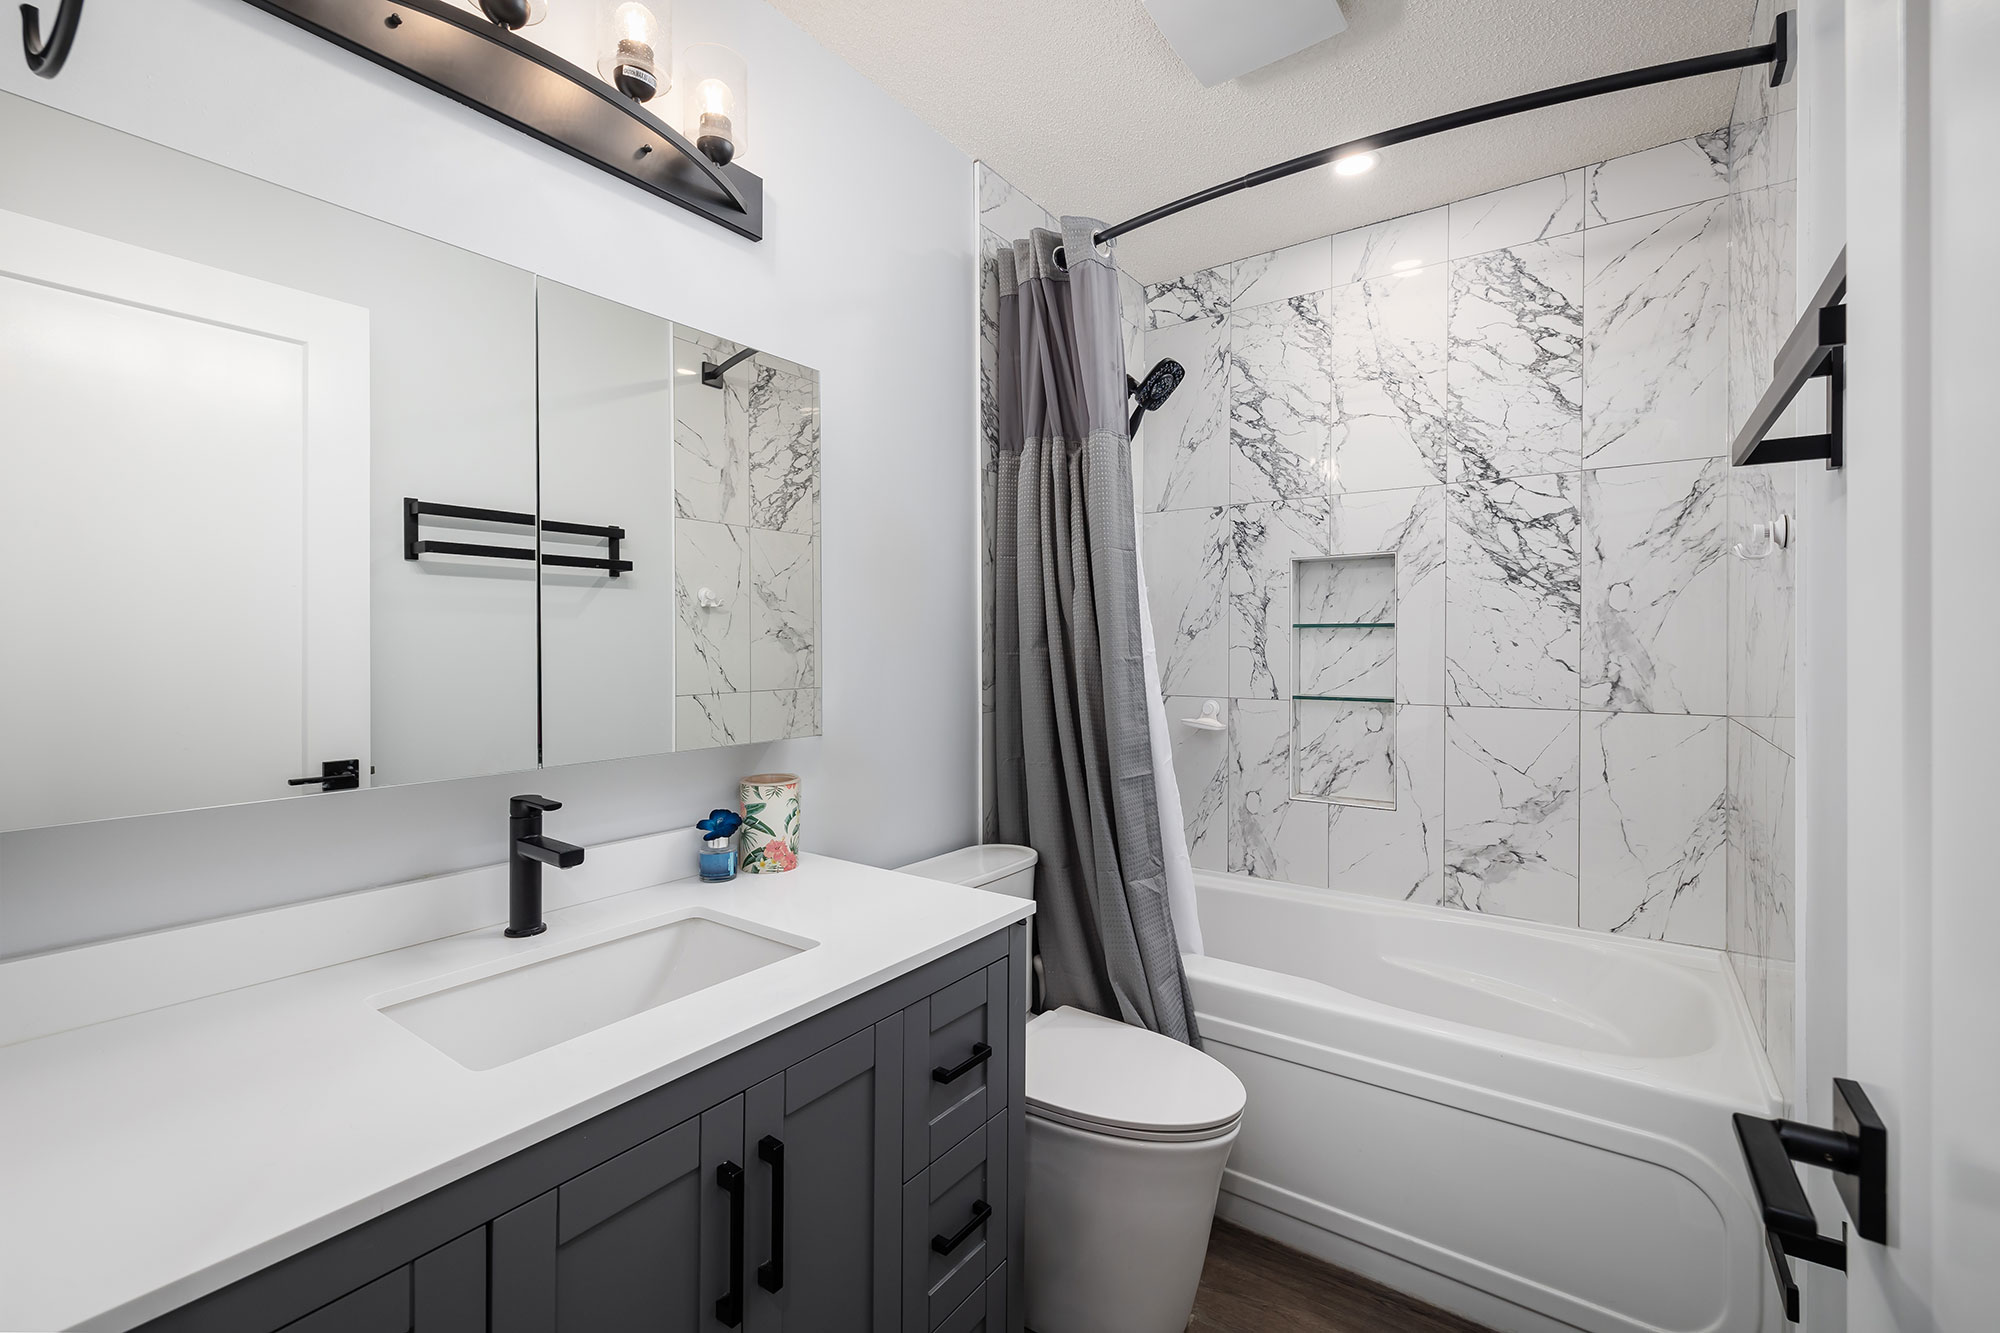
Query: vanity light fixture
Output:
[[234, 0, 761, 239], [20, 0, 84, 78], [1331, 150, 1378, 177], [600, 1, 666, 102], [472, 0, 547, 28], [683, 43, 749, 165]]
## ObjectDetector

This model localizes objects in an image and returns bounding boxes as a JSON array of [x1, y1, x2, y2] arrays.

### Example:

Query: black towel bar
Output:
[[403, 497, 632, 576]]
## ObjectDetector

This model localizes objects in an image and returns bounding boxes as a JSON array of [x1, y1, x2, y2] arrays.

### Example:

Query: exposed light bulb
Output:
[[682, 44, 748, 165], [1332, 151, 1379, 178], [600, 2, 664, 102]]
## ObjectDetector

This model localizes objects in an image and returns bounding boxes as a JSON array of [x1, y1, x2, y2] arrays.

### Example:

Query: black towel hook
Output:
[[21, 0, 83, 78]]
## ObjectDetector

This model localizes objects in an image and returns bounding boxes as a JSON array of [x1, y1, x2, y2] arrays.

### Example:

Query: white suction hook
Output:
[[696, 586, 725, 609], [1733, 513, 1793, 560], [1180, 700, 1226, 731]]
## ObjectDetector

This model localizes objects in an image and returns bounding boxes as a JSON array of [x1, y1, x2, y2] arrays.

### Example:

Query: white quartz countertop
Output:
[[0, 852, 1031, 1332]]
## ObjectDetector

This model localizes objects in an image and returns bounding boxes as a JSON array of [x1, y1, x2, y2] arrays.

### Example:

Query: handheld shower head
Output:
[[1128, 357, 1186, 434]]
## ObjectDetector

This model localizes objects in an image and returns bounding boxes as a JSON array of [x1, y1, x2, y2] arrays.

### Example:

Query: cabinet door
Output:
[[491, 1098, 745, 1333], [745, 1018, 904, 1332], [275, 1228, 485, 1333]]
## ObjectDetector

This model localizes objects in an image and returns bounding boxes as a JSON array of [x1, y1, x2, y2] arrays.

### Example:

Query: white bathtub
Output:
[[1184, 871, 1782, 1333]]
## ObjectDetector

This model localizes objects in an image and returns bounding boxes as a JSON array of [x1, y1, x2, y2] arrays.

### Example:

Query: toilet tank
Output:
[[896, 844, 1038, 899]]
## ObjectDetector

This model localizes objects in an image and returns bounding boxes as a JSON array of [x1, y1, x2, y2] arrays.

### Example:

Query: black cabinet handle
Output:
[[715, 1161, 745, 1327], [756, 1135, 786, 1294], [930, 1199, 992, 1256], [931, 1042, 992, 1085]]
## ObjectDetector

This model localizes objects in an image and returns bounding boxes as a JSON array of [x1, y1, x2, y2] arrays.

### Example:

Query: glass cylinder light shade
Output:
[[682, 43, 749, 166], [599, 2, 668, 103]]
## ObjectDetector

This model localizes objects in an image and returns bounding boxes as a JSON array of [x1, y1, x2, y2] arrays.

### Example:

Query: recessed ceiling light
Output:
[[1332, 151, 1378, 178]]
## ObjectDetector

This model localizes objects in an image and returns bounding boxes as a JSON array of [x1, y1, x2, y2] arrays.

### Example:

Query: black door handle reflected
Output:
[[930, 1199, 991, 1256], [932, 1042, 992, 1085], [756, 1135, 786, 1293], [715, 1161, 745, 1327]]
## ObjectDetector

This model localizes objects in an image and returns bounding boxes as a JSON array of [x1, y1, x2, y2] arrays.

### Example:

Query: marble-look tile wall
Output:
[[1139, 128, 1755, 954], [1723, 0, 1800, 1098], [673, 328, 822, 750]]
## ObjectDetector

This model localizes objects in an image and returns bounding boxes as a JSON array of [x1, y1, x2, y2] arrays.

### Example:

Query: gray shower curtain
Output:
[[992, 219, 1198, 1045]]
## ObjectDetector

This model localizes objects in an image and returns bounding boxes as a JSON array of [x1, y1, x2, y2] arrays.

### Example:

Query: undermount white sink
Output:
[[376, 911, 815, 1071]]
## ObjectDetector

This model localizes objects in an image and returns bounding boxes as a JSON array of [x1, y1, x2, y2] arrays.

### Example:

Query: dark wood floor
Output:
[[1187, 1222, 1495, 1333]]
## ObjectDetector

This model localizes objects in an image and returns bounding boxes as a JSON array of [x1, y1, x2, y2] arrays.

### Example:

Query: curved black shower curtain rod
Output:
[[1068, 11, 1794, 256]]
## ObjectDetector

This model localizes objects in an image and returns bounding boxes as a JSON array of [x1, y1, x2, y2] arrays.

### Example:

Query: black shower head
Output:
[[1131, 358, 1186, 411], [1128, 357, 1186, 435]]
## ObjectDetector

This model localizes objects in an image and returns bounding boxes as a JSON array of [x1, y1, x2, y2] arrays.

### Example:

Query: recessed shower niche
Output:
[[1291, 553, 1396, 808]]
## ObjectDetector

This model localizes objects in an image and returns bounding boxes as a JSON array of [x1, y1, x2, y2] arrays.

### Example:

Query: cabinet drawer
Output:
[[935, 1262, 1007, 1333], [902, 960, 1010, 1177], [902, 1114, 1008, 1331]]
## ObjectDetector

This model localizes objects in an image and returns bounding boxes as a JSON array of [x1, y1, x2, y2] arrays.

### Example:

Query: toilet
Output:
[[899, 844, 1246, 1333]]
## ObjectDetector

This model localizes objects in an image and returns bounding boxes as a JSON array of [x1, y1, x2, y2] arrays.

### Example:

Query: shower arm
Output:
[[1076, 13, 1793, 254]]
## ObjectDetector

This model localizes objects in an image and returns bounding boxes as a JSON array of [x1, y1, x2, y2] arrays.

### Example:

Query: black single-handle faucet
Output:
[[507, 795, 585, 937]]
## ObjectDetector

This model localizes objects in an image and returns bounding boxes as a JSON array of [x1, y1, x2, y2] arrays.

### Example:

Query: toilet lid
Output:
[[1026, 1006, 1246, 1140]]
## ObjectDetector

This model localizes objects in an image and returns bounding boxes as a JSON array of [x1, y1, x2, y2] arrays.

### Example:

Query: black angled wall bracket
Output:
[[1733, 1078, 1888, 1322], [1733, 248, 1847, 470], [20, 0, 82, 77]]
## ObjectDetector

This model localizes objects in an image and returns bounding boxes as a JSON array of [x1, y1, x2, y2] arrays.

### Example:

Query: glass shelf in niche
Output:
[[1293, 695, 1394, 704], [1292, 622, 1396, 629]]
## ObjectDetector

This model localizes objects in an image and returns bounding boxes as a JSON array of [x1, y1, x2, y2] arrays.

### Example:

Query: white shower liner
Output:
[[1184, 870, 1783, 1333]]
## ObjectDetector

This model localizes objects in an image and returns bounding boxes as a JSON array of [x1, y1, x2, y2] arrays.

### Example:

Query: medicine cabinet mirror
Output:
[[0, 92, 821, 834]]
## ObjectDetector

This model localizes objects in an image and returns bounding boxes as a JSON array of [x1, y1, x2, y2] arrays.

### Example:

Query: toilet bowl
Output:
[[898, 845, 1246, 1333]]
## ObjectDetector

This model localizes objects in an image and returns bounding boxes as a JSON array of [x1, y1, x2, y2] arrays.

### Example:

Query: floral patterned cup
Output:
[[739, 773, 800, 874]]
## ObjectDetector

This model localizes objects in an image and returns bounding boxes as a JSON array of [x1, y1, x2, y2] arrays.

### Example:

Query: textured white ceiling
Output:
[[767, 0, 1756, 282]]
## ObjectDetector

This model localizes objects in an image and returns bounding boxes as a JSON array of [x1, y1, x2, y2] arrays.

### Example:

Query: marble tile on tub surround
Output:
[[1580, 713, 1727, 946], [1445, 473, 1580, 710], [748, 528, 816, 691], [1583, 131, 1731, 227], [1730, 110, 1797, 193], [1141, 314, 1229, 511], [1231, 237, 1334, 309], [674, 335, 746, 526], [1295, 699, 1394, 805], [1226, 496, 1331, 699], [747, 365, 818, 534], [1229, 293, 1334, 502], [676, 692, 749, 751], [1444, 706, 1581, 926], [1448, 169, 1584, 259], [977, 162, 1057, 241], [1733, 0, 1797, 130], [1228, 697, 1329, 886], [1328, 704, 1445, 904], [1143, 506, 1229, 698], [1166, 695, 1229, 871], [1146, 266, 1231, 330], [1327, 265, 1449, 494], [751, 689, 819, 743], [1728, 718, 1796, 1089], [1583, 198, 1730, 469], [1581, 459, 1726, 714], [1727, 462, 1797, 720], [1728, 182, 1798, 442], [1328, 486, 1446, 704], [1446, 235, 1584, 481], [676, 519, 749, 695], [1326, 208, 1449, 287]]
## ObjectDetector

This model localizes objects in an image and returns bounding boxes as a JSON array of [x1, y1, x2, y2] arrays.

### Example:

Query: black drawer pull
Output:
[[931, 1042, 992, 1085], [715, 1161, 745, 1327], [756, 1135, 786, 1294], [930, 1199, 992, 1256]]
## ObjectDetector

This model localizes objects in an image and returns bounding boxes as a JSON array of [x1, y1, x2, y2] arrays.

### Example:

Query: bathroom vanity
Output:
[[0, 842, 1030, 1333]]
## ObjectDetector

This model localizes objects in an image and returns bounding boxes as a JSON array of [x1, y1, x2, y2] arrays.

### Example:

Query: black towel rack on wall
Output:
[[1733, 248, 1847, 469], [404, 498, 632, 576]]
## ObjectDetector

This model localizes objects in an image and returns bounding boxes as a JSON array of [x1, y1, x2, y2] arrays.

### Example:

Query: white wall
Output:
[[0, 0, 978, 957]]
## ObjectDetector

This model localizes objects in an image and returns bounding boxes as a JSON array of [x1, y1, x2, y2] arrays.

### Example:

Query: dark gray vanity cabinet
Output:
[[135, 925, 1025, 1333]]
